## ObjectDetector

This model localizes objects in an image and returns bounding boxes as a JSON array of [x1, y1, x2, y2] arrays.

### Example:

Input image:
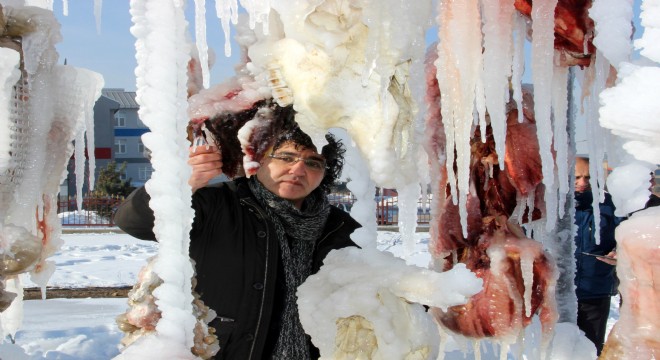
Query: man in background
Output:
[[573, 157, 621, 355], [644, 171, 660, 208]]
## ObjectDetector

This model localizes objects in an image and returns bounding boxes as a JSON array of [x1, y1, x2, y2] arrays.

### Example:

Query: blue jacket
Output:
[[573, 191, 621, 300]]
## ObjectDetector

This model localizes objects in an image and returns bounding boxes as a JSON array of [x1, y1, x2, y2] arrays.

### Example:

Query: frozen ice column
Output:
[[601, 206, 660, 359]]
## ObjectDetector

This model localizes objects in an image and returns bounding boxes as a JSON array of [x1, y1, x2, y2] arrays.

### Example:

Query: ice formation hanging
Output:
[[0, 4, 103, 341]]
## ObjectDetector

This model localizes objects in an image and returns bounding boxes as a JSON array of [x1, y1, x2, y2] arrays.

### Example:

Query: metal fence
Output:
[[327, 193, 432, 225], [57, 193, 432, 227], [57, 194, 125, 227]]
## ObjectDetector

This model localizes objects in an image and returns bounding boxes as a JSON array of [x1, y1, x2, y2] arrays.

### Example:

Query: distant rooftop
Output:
[[102, 88, 139, 109]]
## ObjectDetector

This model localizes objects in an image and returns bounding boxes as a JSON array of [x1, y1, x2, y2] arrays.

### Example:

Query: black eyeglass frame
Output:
[[268, 152, 327, 172]]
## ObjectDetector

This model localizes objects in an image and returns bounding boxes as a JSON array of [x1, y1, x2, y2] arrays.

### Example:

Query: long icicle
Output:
[[480, 0, 516, 170], [435, 0, 483, 238], [531, 0, 559, 232], [121, 0, 196, 356], [194, 0, 210, 89]]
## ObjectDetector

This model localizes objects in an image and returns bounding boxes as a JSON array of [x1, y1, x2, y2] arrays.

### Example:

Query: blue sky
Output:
[[53, 1, 240, 91], [53, 2, 643, 92]]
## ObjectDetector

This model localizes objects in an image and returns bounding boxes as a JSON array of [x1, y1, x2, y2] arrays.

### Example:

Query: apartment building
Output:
[[62, 88, 152, 196]]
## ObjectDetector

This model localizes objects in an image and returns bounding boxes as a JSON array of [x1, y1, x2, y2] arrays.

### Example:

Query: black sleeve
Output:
[[114, 186, 157, 241]]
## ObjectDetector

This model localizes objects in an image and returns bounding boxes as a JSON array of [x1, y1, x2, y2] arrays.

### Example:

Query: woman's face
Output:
[[256, 142, 325, 209]]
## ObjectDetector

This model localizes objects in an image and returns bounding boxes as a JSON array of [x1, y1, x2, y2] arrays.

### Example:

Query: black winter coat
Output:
[[573, 191, 621, 301], [114, 177, 361, 359]]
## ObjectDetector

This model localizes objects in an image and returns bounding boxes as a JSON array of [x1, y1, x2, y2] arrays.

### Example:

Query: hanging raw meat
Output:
[[425, 48, 559, 344], [514, 0, 595, 67]]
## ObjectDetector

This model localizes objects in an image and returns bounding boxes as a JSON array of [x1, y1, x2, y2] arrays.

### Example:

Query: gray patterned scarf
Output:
[[248, 176, 331, 359]]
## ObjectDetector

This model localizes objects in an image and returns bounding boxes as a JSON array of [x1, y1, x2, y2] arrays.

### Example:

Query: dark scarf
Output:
[[575, 190, 594, 211], [248, 177, 331, 359]]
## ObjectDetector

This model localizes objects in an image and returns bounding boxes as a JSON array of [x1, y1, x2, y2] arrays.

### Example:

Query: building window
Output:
[[115, 139, 127, 154], [115, 115, 126, 127], [119, 172, 127, 181], [139, 166, 153, 181], [138, 140, 144, 154]]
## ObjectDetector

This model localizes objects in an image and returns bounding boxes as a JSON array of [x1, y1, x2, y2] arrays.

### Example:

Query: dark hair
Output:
[[203, 100, 296, 178], [272, 127, 345, 194], [201, 101, 344, 192]]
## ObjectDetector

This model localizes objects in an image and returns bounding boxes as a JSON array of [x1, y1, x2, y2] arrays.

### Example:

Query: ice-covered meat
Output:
[[116, 256, 219, 359], [0, 6, 103, 320], [236, 0, 429, 189], [0, 225, 42, 277], [502, 89, 545, 199], [424, 43, 558, 344], [297, 247, 482, 359], [600, 207, 660, 359], [431, 226, 558, 341], [514, 0, 595, 67]]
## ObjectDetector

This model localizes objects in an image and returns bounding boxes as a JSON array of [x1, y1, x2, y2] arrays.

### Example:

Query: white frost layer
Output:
[[0, 48, 21, 171], [50, 66, 104, 197], [610, 206, 660, 359], [635, 0, 660, 63], [599, 64, 660, 165], [606, 161, 655, 216], [23, 0, 53, 9], [250, 0, 430, 189], [114, 333, 197, 360], [128, 0, 197, 357], [298, 247, 482, 359], [589, 0, 633, 69], [0, 277, 24, 339]]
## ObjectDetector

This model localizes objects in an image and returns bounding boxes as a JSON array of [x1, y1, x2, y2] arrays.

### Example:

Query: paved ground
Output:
[[23, 286, 131, 300]]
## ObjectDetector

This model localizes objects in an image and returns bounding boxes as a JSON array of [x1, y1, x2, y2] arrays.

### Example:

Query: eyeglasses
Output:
[[269, 152, 326, 172]]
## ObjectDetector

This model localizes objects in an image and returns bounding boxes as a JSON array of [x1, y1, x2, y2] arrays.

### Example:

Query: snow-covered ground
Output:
[[0, 231, 618, 359]]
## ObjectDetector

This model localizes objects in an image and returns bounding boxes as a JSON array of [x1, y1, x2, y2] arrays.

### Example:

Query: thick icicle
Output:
[[215, 0, 238, 57], [530, 0, 559, 232], [74, 129, 85, 211], [511, 13, 526, 125], [0, 49, 21, 172], [480, 0, 515, 170], [549, 69, 579, 324], [93, 0, 102, 34], [240, 0, 270, 33], [473, 340, 482, 360], [194, 0, 210, 89], [582, 52, 611, 244], [85, 99, 97, 192], [215, 0, 270, 57], [341, 131, 378, 250], [551, 64, 569, 219], [435, 0, 483, 237], [397, 182, 420, 259], [520, 249, 535, 317], [118, 0, 197, 356], [589, 0, 633, 69]]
